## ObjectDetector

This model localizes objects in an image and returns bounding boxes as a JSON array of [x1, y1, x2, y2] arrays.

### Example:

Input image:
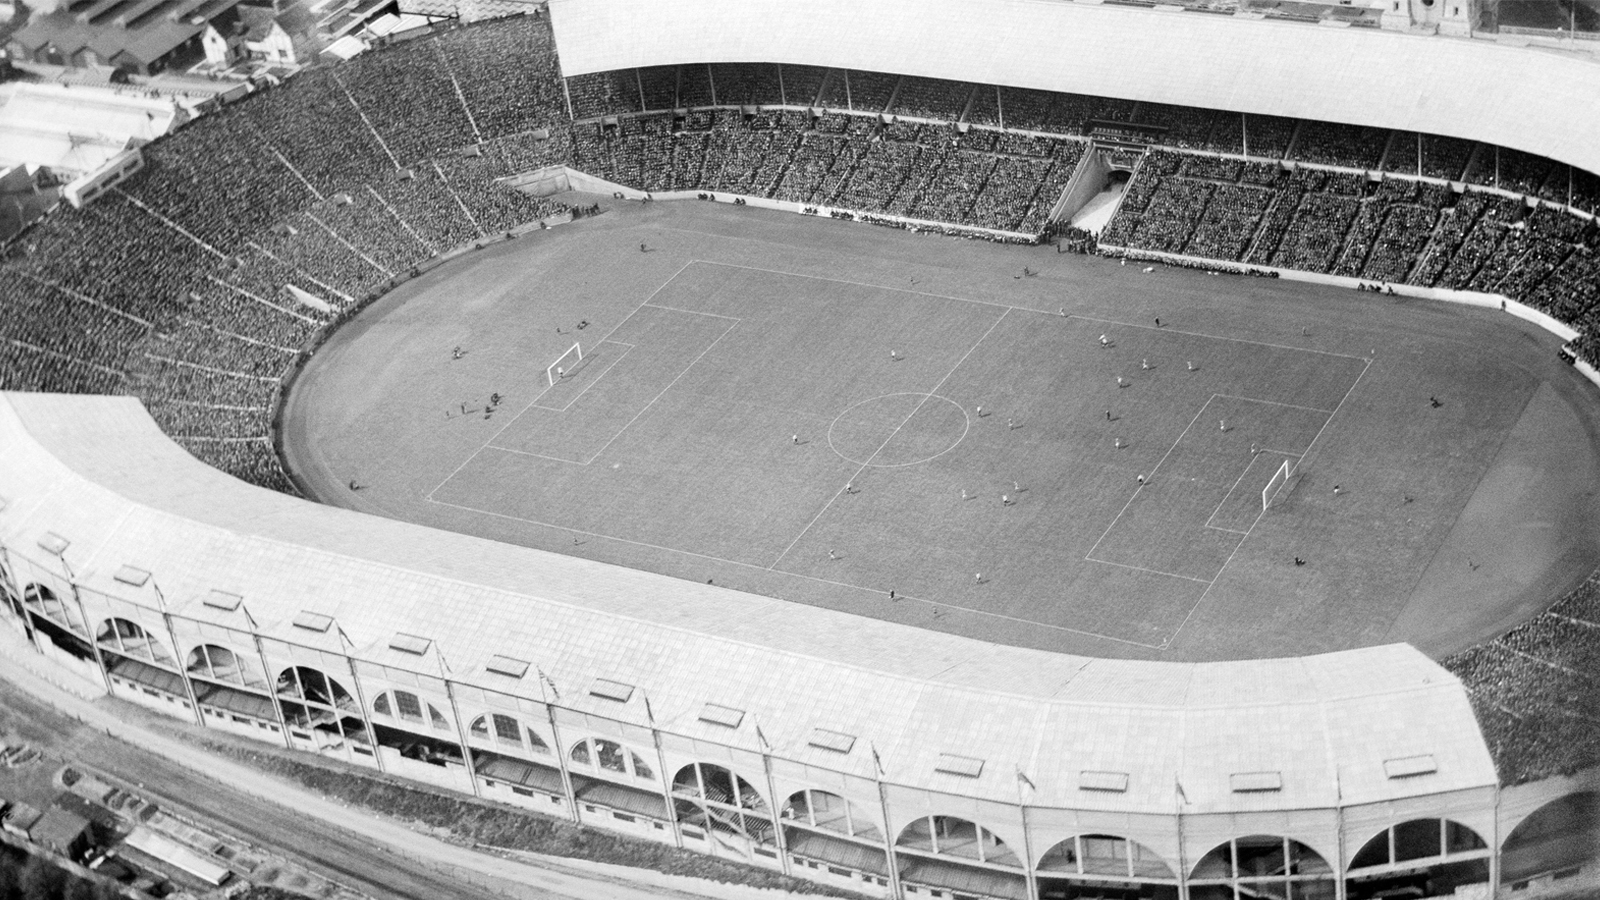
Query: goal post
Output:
[[1262, 459, 1292, 511], [547, 342, 582, 387]]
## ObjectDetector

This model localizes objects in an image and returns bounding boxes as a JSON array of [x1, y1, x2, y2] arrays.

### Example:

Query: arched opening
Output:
[[467, 713, 550, 754], [464, 713, 562, 800], [570, 737, 653, 779], [779, 789, 889, 881], [363, 688, 464, 768], [672, 762, 775, 849], [184, 643, 276, 729], [1189, 835, 1335, 900], [276, 666, 355, 708], [1346, 819, 1489, 900], [24, 583, 85, 633], [273, 665, 371, 756], [555, 737, 669, 822], [368, 689, 452, 733], [1500, 792, 1600, 885], [23, 584, 95, 661], [1037, 834, 1178, 900], [895, 815, 1027, 900], [185, 644, 265, 688], [97, 617, 176, 668]]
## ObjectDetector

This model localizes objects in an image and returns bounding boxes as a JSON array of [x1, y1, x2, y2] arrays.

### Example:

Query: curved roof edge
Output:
[[0, 392, 1498, 812], [547, 0, 1600, 178]]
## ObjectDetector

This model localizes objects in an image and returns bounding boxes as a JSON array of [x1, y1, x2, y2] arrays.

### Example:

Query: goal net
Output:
[[1261, 459, 1292, 511], [546, 342, 582, 387]]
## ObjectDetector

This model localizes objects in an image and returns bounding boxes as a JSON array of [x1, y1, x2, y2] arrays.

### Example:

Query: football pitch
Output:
[[280, 199, 1600, 661]]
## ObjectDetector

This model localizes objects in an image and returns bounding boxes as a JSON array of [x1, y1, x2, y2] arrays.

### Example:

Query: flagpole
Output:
[[871, 743, 905, 900], [336, 624, 384, 773], [1175, 777, 1189, 900], [243, 604, 294, 750], [1016, 767, 1039, 900], [641, 690, 684, 848], [753, 721, 791, 875], [536, 667, 582, 824]]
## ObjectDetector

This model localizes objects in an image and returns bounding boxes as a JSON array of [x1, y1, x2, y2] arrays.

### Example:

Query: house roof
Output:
[[29, 807, 91, 850], [11, 0, 246, 66]]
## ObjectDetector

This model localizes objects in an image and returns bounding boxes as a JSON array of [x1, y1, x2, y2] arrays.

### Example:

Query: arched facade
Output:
[[96, 616, 176, 668], [1189, 835, 1336, 900], [574, 736, 655, 781], [468, 712, 552, 756], [1499, 792, 1600, 886], [186, 643, 265, 689], [1345, 819, 1490, 900]]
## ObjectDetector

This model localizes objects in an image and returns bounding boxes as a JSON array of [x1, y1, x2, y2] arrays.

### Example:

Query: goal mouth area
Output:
[[547, 342, 584, 387], [1263, 459, 1293, 512]]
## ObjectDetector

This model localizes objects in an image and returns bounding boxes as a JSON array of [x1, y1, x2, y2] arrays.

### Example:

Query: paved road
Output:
[[0, 675, 517, 900]]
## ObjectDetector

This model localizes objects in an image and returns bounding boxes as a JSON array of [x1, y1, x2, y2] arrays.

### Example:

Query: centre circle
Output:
[[827, 393, 970, 468]]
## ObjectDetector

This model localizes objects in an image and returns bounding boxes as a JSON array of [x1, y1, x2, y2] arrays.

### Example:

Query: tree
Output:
[[17, 855, 64, 900], [60, 874, 98, 900], [0, 852, 23, 900]]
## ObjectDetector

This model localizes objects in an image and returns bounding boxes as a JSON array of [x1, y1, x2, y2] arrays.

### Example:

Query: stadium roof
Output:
[[0, 82, 179, 175], [0, 392, 1498, 812], [548, 0, 1600, 178]]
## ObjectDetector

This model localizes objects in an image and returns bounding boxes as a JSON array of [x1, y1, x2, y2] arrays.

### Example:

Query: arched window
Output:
[[569, 737, 653, 779], [1346, 818, 1490, 900], [1038, 834, 1176, 880], [186, 643, 261, 687], [23, 583, 77, 630], [96, 617, 176, 667], [780, 789, 882, 841], [673, 762, 773, 846], [1500, 793, 1600, 884], [1350, 819, 1486, 870], [466, 713, 551, 754], [673, 762, 765, 811], [1191, 835, 1335, 900], [896, 815, 1020, 868], [275, 666, 356, 709], [370, 689, 453, 733]]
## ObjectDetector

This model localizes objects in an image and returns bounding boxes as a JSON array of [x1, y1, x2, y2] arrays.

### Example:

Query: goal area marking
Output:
[[547, 342, 582, 387]]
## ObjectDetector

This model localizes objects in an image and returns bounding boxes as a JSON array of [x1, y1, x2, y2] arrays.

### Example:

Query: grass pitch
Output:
[[281, 199, 1600, 661]]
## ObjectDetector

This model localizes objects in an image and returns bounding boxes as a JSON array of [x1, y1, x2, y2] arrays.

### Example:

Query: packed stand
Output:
[[336, 39, 478, 165], [1444, 571, 1600, 785], [0, 12, 574, 495], [709, 63, 783, 107], [433, 15, 566, 142], [891, 77, 973, 121]]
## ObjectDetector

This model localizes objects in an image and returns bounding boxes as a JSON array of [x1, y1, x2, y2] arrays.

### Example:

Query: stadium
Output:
[[2, 1, 1600, 898]]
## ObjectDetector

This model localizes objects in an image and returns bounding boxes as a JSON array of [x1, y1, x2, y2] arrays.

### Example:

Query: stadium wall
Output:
[[546, 0, 1600, 179]]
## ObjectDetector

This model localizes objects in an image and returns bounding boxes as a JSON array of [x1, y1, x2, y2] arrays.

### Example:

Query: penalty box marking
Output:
[[528, 340, 635, 413], [486, 308, 739, 466], [1085, 394, 1333, 583]]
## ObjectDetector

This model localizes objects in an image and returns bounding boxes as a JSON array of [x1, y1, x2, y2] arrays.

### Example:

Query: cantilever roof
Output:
[[0, 392, 1498, 812], [549, 0, 1600, 178]]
